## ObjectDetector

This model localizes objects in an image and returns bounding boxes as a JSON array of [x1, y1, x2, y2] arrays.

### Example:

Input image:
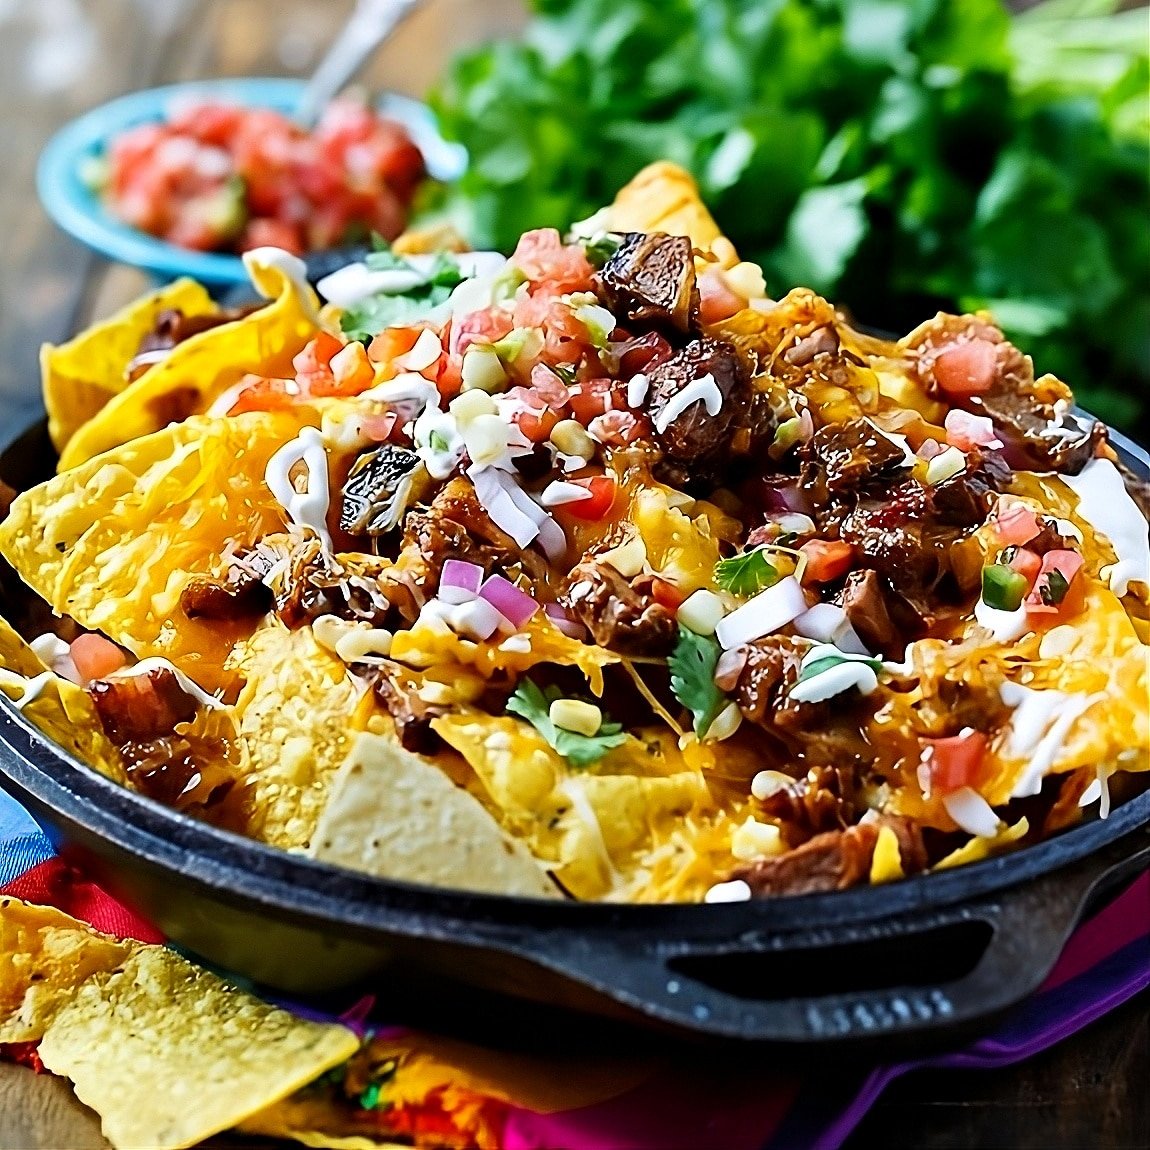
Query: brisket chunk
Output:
[[560, 559, 677, 656], [596, 231, 699, 334]]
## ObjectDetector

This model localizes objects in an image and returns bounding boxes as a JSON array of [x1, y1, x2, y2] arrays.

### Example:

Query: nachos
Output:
[[0, 163, 1147, 905]]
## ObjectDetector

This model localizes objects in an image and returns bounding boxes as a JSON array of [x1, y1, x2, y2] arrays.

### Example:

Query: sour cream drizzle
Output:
[[1061, 458, 1150, 597], [999, 681, 1101, 798], [108, 658, 227, 711], [264, 426, 332, 549], [653, 374, 723, 434]]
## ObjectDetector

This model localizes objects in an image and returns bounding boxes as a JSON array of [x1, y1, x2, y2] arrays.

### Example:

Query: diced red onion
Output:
[[713, 646, 749, 692], [480, 574, 539, 629], [544, 602, 586, 639], [440, 559, 484, 604]]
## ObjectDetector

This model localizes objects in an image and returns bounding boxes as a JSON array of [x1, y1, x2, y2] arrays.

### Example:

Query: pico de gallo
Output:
[[93, 96, 426, 255]]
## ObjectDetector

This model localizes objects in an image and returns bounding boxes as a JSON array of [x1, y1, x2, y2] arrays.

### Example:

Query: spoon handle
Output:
[[295, 0, 423, 129]]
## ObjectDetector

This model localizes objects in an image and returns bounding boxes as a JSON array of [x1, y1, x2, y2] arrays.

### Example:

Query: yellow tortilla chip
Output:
[[0, 616, 125, 784], [309, 732, 558, 897], [58, 252, 320, 471], [0, 897, 358, 1150], [226, 622, 360, 849], [432, 713, 707, 899], [0, 896, 134, 1043], [604, 161, 726, 258], [0, 411, 311, 689], [42, 278, 214, 453]]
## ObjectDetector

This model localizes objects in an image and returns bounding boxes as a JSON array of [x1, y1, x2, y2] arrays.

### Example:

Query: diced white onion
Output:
[[925, 445, 966, 485], [600, 536, 646, 578], [540, 481, 595, 507], [942, 787, 1001, 838], [714, 576, 807, 649], [392, 328, 443, 373], [677, 589, 727, 637]]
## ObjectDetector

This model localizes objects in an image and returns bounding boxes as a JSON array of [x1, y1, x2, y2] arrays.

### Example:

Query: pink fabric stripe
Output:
[[1040, 871, 1150, 991]]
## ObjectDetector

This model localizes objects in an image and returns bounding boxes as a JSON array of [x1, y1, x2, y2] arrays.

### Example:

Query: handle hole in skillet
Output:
[[667, 920, 993, 1002]]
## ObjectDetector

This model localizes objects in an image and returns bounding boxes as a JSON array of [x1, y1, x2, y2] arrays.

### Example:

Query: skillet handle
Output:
[[524, 832, 1150, 1042]]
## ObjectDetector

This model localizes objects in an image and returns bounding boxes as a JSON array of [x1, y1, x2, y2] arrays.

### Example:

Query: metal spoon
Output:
[[295, 0, 423, 129]]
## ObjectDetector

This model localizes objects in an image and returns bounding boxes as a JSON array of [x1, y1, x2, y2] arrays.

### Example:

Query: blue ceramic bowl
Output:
[[37, 76, 467, 286]]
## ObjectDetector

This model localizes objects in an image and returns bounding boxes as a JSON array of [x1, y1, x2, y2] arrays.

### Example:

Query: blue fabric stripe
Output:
[[0, 787, 56, 884]]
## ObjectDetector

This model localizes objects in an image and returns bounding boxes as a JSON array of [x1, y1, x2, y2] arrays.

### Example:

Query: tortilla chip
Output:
[[42, 279, 214, 454], [309, 732, 558, 898], [0, 897, 134, 1043], [0, 411, 310, 688], [0, 898, 358, 1150], [604, 161, 725, 258], [226, 622, 360, 849], [57, 251, 320, 471], [432, 714, 707, 900], [0, 616, 126, 784]]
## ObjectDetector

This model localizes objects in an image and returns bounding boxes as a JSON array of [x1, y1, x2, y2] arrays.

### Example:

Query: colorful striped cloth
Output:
[[2, 786, 1147, 1150]]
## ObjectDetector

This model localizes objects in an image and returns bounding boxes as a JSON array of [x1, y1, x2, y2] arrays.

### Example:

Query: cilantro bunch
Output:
[[431, 0, 1149, 431]]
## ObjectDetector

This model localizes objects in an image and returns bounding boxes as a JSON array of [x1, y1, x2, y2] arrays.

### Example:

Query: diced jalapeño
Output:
[[981, 564, 1029, 612]]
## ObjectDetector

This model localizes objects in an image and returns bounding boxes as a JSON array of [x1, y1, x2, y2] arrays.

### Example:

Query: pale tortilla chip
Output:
[[0, 411, 310, 688], [42, 278, 214, 454], [309, 732, 558, 898], [58, 252, 320, 471], [227, 622, 361, 849], [0, 898, 358, 1150]]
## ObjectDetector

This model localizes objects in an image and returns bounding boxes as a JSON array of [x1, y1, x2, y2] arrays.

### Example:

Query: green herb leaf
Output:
[[795, 650, 882, 685], [668, 626, 727, 739], [507, 679, 627, 768], [582, 232, 623, 268], [1039, 567, 1070, 606], [714, 547, 780, 597], [340, 251, 466, 343]]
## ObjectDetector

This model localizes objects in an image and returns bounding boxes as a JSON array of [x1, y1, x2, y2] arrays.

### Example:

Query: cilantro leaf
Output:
[[714, 547, 780, 597], [668, 626, 727, 739], [506, 679, 626, 768], [339, 252, 465, 344]]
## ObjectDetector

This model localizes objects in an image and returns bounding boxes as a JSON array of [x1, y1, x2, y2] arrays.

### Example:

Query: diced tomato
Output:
[[922, 730, 987, 795], [800, 540, 856, 584], [568, 377, 624, 424], [367, 326, 421, 366], [932, 339, 998, 396], [454, 307, 516, 357], [1025, 550, 1086, 617], [564, 475, 618, 520], [650, 577, 686, 612], [227, 375, 301, 415], [509, 229, 595, 295], [293, 331, 342, 376], [70, 634, 128, 683], [530, 363, 572, 410], [315, 340, 373, 396], [514, 404, 561, 444], [1007, 546, 1042, 587], [994, 502, 1041, 547], [698, 267, 747, 325], [610, 330, 674, 377], [238, 216, 304, 255], [587, 409, 646, 446]]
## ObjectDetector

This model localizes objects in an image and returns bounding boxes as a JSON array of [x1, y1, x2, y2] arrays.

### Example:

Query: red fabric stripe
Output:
[[0, 857, 164, 943]]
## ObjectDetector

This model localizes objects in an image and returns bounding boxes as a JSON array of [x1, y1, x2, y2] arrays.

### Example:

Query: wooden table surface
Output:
[[0, 2, 1145, 1147]]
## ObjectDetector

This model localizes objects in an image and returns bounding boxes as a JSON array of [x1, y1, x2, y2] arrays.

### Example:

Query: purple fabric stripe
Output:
[[807, 935, 1150, 1150]]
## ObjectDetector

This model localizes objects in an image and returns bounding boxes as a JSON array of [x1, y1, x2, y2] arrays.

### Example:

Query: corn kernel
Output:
[[549, 419, 596, 461], [460, 346, 508, 394], [450, 387, 497, 426], [549, 698, 603, 737], [731, 817, 785, 861], [724, 260, 767, 300], [334, 628, 393, 662], [462, 413, 511, 468], [600, 535, 647, 578], [751, 769, 793, 800], [677, 589, 726, 637]]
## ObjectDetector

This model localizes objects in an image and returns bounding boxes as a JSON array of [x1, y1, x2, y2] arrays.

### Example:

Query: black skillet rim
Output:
[[0, 420, 1147, 947]]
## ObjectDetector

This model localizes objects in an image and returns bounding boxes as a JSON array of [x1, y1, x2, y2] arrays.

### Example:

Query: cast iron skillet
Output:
[[0, 416, 1147, 1047]]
